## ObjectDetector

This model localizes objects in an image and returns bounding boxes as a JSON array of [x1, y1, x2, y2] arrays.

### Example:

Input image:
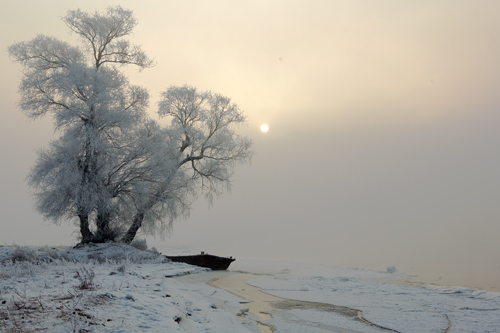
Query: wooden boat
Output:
[[165, 251, 235, 270]]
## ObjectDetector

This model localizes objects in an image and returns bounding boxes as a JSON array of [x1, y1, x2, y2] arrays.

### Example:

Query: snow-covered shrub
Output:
[[10, 246, 38, 263], [0, 244, 162, 272], [130, 238, 148, 251], [0, 261, 43, 278], [91, 227, 123, 244]]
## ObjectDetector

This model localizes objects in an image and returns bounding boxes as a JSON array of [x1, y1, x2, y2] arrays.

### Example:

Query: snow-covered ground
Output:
[[1, 245, 499, 332], [0, 244, 259, 332]]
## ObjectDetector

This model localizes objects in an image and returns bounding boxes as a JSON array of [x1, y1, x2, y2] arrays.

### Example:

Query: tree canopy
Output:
[[9, 6, 253, 244]]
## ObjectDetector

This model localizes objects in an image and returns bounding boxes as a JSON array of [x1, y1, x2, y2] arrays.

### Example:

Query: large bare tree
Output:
[[9, 7, 252, 244]]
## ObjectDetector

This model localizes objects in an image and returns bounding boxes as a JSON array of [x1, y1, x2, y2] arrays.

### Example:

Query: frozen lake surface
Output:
[[226, 258, 500, 332]]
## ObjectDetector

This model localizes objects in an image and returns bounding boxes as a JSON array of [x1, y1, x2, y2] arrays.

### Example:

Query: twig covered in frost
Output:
[[75, 267, 96, 291]]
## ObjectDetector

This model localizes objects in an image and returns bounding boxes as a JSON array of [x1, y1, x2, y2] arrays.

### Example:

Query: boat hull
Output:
[[165, 253, 235, 270]]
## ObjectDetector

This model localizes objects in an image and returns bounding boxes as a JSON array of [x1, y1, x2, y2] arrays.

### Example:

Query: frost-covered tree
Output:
[[9, 6, 153, 242], [9, 8, 252, 245], [121, 85, 253, 243]]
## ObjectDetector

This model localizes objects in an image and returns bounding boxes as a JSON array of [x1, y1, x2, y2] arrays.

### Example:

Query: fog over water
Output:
[[1, 1, 499, 291]]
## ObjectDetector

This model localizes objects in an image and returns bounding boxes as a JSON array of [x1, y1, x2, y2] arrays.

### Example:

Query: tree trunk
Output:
[[121, 212, 144, 244], [79, 214, 94, 243], [96, 211, 110, 233]]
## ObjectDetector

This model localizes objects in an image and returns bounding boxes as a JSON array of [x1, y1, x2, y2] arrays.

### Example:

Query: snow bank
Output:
[[0, 244, 257, 332]]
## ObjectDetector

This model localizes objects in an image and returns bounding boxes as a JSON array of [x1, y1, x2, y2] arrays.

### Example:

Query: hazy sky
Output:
[[1, 1, 500, 288]]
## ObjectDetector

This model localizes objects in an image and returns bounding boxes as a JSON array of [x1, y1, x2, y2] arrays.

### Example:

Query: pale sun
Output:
[[260, 124, 269, 133]]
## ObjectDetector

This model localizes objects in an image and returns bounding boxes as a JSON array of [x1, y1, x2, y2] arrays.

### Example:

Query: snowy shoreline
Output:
[[0, 244, 260, 332], [1, 244, 499, 332]]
